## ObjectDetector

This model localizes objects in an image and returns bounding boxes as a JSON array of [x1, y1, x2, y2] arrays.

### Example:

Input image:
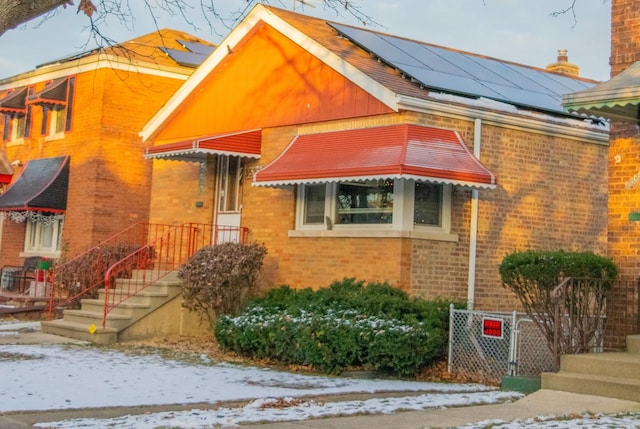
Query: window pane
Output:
[[40, 222, 55, 248], [303, 184, 326, 224], [336, 180, 393, 224], [225, 158, 241, 212], [414, 182, 442, 226]]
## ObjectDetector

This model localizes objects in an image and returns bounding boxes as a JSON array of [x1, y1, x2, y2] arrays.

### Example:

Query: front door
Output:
[[215, 155, 242, 243]]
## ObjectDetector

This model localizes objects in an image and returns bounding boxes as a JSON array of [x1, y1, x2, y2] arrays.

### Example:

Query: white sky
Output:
[[1, 322, 639, 428], [0, 0, 611, 81]]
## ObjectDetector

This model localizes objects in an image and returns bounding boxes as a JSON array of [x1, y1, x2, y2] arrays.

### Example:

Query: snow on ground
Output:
[[1, 320, 640, 428]]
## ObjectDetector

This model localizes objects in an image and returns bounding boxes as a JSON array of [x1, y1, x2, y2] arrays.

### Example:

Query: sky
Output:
[[0, 0, 611, 82], [1, 321, 640, 428]]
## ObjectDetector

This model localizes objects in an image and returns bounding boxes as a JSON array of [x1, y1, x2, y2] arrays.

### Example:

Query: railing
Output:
[[101, 223, 247, 327], [47, 223, 248, 325]]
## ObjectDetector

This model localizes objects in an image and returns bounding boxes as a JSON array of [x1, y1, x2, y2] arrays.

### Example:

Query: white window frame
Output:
[[9, 114, 25, 144], [46, 106, 66, 140], [294, 180, 455, 241], [23, 217, 63, 257]]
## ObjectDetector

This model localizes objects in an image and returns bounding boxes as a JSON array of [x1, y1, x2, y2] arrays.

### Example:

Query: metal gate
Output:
[[448, 305, 555, 385]]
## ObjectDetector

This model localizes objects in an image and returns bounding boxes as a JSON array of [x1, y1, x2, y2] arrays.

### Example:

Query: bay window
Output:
[[297, 179, 452, 237]]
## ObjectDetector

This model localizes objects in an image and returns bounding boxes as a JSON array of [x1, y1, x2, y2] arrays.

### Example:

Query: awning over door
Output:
[[144, 129, 262, 161], [0, 156, 70, 213], [27, 77, 68, 106], [253, 124, 496, 189], [0, 87, 28, 114], [563, 62, 640, 123]]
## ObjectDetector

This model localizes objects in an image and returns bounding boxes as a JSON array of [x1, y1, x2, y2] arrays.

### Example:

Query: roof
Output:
[[36, 28, 216, 71], [141, 5, 599, 141], [563, 61, 640, 123], [0, 156, 70, 213], [253, 124, 496, 189], [144, 129, 262, 161]]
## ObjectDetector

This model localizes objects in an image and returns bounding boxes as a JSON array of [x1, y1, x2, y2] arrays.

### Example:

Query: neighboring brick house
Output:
[[0, 29, 214, 271], [561, 0, 640, 344], [141, 4, 609, 311]]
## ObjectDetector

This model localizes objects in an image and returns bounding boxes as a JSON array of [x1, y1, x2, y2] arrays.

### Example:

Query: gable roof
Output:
[[140, 5, 598, 142]]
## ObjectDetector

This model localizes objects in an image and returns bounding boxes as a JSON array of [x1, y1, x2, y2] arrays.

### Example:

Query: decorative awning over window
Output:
[[253, 124, 496, 189], [0, 156, 70, 213], [27, 77, 68, 107], [563, 62, 640, 123], [144, 129, 262, 161], [0, 87, 28, 115]]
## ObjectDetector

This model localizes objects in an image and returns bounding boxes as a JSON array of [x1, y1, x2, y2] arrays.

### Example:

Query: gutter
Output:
[[467, 118, 482, 310]]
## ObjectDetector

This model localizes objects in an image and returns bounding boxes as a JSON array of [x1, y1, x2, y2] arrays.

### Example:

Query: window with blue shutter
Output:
[[65, 76, 75, 132], [2, 115, 9, 141]]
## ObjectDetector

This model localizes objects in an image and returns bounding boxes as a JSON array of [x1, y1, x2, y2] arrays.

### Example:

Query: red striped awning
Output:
[[144, 129, 262, 161], [253, 124, 496, 189]]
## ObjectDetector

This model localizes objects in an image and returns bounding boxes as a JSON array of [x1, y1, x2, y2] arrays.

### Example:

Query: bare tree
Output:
[[0, 0, 377, 42]]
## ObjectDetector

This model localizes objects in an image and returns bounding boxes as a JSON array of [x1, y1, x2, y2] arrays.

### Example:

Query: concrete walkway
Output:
[[2, 324, 640, 428]]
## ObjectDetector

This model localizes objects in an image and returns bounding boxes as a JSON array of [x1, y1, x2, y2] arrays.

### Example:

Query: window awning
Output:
[[0, 87, 28, 115], [27, 77, 68, 107], [144, 129, 262, 161], [253, 124, 496, 189], [563, 62, 640, 123], [0, 156, 70, 213]]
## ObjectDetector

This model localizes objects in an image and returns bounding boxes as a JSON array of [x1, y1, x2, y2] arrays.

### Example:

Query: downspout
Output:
[[467, 118, 482, 310]]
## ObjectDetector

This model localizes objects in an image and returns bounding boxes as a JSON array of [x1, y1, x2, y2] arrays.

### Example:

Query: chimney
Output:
[[546, 49, 580, 77]]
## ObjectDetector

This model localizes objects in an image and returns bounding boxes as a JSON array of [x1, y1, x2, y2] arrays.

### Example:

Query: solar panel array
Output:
[[329, 23, 595, 115], [161, 40, 215, 67]]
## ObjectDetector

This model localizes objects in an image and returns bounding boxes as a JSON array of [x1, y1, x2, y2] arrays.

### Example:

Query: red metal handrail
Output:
[[46, 223, 248, 325], [46, 222, 153, 318], [101, 223, 248, 327]]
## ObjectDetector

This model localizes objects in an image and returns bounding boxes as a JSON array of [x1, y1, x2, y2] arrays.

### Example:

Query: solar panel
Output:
[[160, 47, 207, 67], [329, 23, 596, 114], [178, 40, 216, 56]]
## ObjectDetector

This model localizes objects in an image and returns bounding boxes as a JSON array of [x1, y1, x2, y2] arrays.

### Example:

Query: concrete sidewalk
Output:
[[242, 389, 640, 428]]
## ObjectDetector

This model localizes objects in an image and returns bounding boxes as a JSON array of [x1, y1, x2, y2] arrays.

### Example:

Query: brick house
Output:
[[0, 29, 214, 273], [560, 0, 640, 344], [141, 4, 609, 311]]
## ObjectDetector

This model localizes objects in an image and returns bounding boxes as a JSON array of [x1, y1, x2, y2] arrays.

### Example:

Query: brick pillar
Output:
[[607, 0, 640, 345]]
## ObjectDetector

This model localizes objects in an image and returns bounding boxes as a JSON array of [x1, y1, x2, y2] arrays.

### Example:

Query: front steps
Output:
[[541, 335, 640, 402], [41, 270, 183, 345]]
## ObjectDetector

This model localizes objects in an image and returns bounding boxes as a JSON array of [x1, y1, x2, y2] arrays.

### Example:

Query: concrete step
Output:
[[62, 309, 132, 330], [80, 299, 150, 317], [557, 351, 640, 380], [542, 371, 640, 402], [41, 320, 118, 345], [627, 335, 640, 354]]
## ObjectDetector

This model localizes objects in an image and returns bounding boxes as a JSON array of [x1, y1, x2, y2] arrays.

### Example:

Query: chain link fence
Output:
[[448, 305, 556, 385]]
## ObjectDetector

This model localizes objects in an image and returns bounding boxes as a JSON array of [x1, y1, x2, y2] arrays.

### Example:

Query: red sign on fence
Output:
[[482, 317, 504, 339]]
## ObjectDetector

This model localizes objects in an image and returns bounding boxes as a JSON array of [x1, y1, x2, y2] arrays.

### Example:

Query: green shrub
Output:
[[499, 250, 617, 362], [499, 250, 618, 290], [178, 242, 267, 325], [215, 278, 463, 376]]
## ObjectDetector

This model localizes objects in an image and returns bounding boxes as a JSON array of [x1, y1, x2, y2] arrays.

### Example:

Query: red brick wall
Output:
[[604, 0, 640, 343]]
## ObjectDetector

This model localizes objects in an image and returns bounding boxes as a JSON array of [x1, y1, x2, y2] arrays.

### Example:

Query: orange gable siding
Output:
[[155, 22, 392, 143]]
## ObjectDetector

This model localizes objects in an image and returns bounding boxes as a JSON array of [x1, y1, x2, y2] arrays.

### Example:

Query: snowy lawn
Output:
[[1, 321, 640, 428]]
